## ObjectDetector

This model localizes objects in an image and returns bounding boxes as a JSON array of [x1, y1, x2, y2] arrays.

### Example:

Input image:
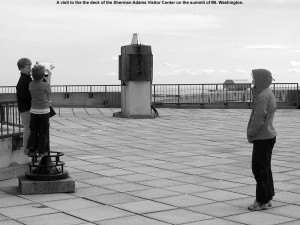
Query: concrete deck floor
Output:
[[0, 108, 300, 225]]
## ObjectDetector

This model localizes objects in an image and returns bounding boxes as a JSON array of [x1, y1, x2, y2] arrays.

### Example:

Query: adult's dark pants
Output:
[[27, 113, 50, 154], [252, 137, 276, 204]]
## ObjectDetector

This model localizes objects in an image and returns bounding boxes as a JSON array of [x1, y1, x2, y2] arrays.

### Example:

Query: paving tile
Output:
[[163, 184, 213, 194], [73, 181, 92, 188], [85, 193, 144, 205], [19, 193, 76, 203], [0, 220, 24, 225], [188, 202, 249, 217], [128, 188, 181, 199], [201, 180, 246, 190], [93, 168, 135, 177], [42, 198, 100, 211], [274, 191, 300, 204], [103, 182, 151, 192], [146, 209, 213, 224], [18, 212, 86, 225], [226, 184, 256, 196], [80, 177, 127, 186], [96, 215, 170, 225], [202, 172, 245, 180], [138, 179, 184, 188], [114, 200, 175, 214], [277, 221, 300, 225], [0, 214, 8, 221], [115, 173, 158, 182], [144, 170, 186, 179], [268, 205, 300, 219], [274, 182, 300, 191], [78, 223, 95, 225], [0, 190, 10, 198], [0, 178, 18, 188], [156, 194, 215, 207], [69, 172, 101, 180], [0, 203, 58, 219], [71, 186, 115, 197], [184, 218, 245, 225], [194, 190, 249, 202], [225, 211, 295, 225], [170, 175, 217, 185], [0, 196, 33, 208], [67, 205, 133, 222]]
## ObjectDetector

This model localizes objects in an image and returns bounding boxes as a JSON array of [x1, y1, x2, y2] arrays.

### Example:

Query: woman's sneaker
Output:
[[248, 200, 268, 211], [268, 200, 272, 207]]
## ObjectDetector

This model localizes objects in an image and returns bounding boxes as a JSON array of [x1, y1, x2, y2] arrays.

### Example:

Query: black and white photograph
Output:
[[0, 0, 300, 224]]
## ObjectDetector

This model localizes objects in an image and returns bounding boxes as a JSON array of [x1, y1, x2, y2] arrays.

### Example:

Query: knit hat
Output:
[[31, 65, 45, 81]]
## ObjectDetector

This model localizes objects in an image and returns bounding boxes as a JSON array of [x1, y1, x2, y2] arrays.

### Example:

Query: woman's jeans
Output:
[[27, 113, 50, 154], [252, 137, 276, 204]]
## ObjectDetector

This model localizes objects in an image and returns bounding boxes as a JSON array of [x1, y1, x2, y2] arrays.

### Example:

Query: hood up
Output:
[[252, 69, 274, 96]]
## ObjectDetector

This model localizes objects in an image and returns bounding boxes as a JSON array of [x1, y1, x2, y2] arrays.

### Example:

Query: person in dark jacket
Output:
[[247, 69, 277, 211], [16, 58, 32, 153]]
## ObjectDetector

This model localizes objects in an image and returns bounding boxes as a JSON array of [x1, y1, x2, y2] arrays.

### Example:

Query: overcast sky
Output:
[[1, 0, 300, 85]]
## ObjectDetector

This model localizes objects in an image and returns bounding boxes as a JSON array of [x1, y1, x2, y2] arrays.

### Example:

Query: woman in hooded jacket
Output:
[[247, 69, 277, 211]]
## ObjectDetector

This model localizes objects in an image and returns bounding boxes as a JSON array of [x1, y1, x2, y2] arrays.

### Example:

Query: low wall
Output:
[[51, 92, 121, 107], [0, 93, 16, 102]]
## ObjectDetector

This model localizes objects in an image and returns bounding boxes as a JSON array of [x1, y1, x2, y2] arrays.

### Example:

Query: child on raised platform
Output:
[[27, 65, 51, 160]]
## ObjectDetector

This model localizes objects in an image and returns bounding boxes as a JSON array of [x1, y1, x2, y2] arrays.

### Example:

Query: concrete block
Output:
[[18, 175, 75, 195]]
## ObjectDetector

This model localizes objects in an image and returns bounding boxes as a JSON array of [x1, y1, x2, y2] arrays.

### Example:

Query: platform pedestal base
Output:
[[18, 175, 75, 195]]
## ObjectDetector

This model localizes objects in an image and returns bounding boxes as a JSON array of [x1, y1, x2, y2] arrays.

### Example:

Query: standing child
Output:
[[27, 65, 51, 160], [247, 69, 277, 211], [16, 58, 32, 153]]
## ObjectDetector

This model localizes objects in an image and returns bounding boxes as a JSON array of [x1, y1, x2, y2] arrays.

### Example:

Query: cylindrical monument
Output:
[[113, 34, 156, 118]]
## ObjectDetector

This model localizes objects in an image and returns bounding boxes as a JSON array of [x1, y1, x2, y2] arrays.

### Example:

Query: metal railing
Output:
[[0, 100, 22, 139], [50, 85, 121, 94], [0, 85, 122, 94], [0, 83, 298, 107], [152, 83, 299, 105]]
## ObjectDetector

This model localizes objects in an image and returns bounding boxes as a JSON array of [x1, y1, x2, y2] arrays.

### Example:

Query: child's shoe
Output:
[[248, 200, 268, 211], [28, 149, 36, 157], [37, 153, 46, 162]]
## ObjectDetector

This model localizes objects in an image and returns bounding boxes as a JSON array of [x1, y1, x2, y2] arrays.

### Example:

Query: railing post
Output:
[[153, 84, 156, 106], [297, 83, 300, 109], [64, 86, 69, 99], [177, 84, 180, 105], [18, 104, 21, 133], [6, 103, 9, 135], [202, 84, 204, 104]]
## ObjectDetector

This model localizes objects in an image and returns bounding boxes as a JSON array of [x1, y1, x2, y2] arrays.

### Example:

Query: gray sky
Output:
[[1, 0, 300, 85]]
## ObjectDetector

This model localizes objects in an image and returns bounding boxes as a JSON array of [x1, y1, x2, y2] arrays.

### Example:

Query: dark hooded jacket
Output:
[[247, 69, 277, 142]]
